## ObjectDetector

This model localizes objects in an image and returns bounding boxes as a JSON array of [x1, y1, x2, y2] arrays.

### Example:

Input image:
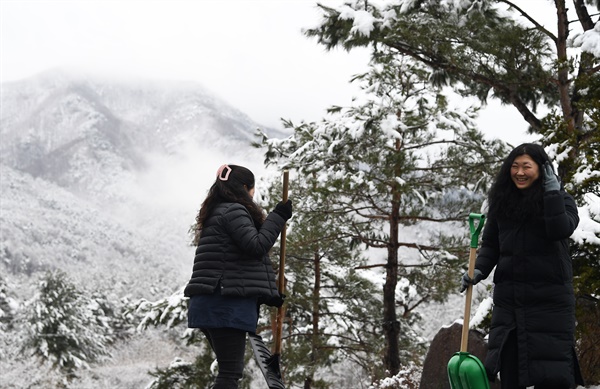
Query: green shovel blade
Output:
[[447, 351, 490, 389]]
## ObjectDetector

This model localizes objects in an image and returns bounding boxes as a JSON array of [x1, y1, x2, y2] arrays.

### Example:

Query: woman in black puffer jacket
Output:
[[461, 143, 584, 389], [184, 164, 292, 389]]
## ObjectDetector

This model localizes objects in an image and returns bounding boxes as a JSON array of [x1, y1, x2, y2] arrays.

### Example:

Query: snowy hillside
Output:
[[0, 164, 190, 298]]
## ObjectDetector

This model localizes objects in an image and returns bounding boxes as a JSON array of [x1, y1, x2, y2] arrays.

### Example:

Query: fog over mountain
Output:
[[0, 69, 286, 298]]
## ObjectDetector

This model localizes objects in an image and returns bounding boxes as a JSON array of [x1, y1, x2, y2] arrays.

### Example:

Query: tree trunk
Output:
[[382, 139, 402, 376], [383, 229, 400, 376], [555, 0, 574, 130], [554, 0, 584, 180], [304, 250, 321, 389]]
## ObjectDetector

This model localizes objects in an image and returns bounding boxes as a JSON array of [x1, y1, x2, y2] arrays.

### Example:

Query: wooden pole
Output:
[[274, 170, 289, 355]]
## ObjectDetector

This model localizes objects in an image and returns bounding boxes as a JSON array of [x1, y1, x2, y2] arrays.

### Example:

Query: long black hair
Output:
[[191, 164, 265, 245], [487, 143, 553, 222]]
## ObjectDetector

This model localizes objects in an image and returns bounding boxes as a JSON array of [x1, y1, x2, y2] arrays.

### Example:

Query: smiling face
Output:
[[511, 154, 540, 189]]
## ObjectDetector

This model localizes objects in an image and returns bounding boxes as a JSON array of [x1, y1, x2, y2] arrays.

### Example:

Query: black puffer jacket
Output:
[[475, 190, 583, 386], [183, 202, 285, 306]]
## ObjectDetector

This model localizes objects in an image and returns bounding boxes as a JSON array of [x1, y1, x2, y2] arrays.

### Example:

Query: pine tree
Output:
[[0, 275, 15, 332], [22, 270, 113, 378], [0, 275, 17, 363], [258, 55, 507, 379]]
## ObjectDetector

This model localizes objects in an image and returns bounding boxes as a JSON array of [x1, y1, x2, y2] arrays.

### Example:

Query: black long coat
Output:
[[184, 202, 285, 306], [475, 189, 584, 387]]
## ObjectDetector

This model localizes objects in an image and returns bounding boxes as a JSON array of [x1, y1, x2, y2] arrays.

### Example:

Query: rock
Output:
[[419, 322, 500, 389]]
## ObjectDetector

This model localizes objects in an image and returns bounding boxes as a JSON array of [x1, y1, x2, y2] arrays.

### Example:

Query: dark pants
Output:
[[500, 331, 570, 389], [202, 327, 247, 389]]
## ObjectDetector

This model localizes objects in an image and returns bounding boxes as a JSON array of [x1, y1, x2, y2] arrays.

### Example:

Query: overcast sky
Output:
[[1, 0, 541, 144]]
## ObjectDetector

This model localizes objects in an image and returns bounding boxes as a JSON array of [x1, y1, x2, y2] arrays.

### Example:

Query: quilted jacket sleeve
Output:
[[222, 203, 286, 257], [544, 190, 579, 240]]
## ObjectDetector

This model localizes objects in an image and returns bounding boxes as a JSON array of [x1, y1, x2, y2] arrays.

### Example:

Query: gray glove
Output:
[[460, 269, 485, 293], [543, 162, 560, 192]]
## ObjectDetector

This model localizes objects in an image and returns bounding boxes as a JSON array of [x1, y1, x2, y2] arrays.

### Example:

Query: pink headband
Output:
[[217, 164, 232, 181]]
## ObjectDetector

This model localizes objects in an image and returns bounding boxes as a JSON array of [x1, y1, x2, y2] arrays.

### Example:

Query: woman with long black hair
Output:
[[461, 143, 584, 388], [184, 164, 291, 389]]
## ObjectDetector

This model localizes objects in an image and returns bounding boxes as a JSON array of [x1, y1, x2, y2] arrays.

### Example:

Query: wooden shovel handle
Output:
[[460, 246, 477, 352], [461, 213, 485, 352]]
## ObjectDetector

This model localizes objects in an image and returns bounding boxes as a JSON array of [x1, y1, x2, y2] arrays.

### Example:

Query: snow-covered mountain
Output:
[[0, 69, 285, 298], [1, 69, 282, 200]]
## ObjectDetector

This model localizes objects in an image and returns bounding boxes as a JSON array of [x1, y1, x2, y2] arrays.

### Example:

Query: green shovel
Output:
[[447, 213, 490, 389]]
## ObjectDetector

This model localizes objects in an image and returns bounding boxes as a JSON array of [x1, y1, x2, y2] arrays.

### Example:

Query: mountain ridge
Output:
[[1, 69, 283, 198]]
